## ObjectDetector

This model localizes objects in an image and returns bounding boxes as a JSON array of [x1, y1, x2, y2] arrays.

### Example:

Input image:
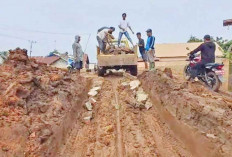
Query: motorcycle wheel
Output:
[[183, 65, 191, 81], [206, 72, 220, 92]]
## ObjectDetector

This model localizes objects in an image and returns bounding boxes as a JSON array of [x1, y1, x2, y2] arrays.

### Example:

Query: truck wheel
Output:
[[98, 67, 105, 77], [130, 65, 138, 76]]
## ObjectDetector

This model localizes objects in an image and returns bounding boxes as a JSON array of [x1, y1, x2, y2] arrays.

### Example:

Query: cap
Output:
[[110, 27, 115, 31], [204, 35, 210, 40], [146, 29, 152, 33]]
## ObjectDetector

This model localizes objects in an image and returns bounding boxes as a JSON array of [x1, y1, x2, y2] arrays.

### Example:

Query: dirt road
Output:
[[59, 74, 193, 157], [1, 49, 232, 156]]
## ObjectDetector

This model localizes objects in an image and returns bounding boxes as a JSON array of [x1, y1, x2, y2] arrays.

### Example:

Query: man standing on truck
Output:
[[145, 29, 156, 71], [118, 13, 134, 47], [136, 32, 148, 69], [97, 27, 115, 53], [72, 35, 84, 74]]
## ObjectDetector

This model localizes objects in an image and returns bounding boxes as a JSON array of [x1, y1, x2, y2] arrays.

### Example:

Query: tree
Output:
[[187, 36, 203, 43], [212, 37, 232, 58]]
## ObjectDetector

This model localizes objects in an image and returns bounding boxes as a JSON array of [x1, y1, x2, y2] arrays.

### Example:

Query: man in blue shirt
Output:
[[145, 29, 155, 70]]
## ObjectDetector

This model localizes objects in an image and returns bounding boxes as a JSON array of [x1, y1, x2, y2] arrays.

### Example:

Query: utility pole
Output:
[[29, 40, 37, 57], [54, 40, 57, 50], [223, 19, 232, 91]]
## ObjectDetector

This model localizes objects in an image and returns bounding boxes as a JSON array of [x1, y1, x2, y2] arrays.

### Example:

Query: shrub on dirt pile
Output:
[[0, 48, 88, 156], [138, 69, 232, 156]]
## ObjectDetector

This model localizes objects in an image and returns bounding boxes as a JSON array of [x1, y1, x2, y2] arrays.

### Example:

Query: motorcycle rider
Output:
[[189, 35, 216, 79]]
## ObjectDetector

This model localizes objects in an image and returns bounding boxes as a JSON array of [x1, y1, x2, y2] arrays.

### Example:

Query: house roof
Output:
[[223, 19, 232, 26], [155, 42, 223, 58], [32, 56, 60, 65]]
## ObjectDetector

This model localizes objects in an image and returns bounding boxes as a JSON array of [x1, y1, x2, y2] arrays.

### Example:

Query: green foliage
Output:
[[213, 37, 232, 58], [187, 36, 203, 43]]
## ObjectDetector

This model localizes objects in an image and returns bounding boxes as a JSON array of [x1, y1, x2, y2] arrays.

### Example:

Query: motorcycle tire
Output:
[[206, 71, 221, 92], [183, 65, 191, 81]]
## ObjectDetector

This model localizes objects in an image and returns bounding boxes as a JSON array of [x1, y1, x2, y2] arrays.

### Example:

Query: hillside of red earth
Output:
[[0, 48, 90, 156], [139, 69, 232, 157]]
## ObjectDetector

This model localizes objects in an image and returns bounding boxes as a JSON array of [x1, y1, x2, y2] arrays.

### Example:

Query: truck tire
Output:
[[130, 65, 138, 76], [98, 67, 105, 77]]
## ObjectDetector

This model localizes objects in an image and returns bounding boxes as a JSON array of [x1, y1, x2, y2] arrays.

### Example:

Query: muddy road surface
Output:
[[59, 70, 232, 157], [59, 74, 193, 157], [1, 49, 232, 157]]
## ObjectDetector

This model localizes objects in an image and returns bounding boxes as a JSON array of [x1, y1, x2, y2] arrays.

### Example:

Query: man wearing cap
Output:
[[72, 35, 84, 74], [189, 35, 216, 78], [118, 13, 134, 46], [97, 27, 115, 53], [145, 29, 156, 71]]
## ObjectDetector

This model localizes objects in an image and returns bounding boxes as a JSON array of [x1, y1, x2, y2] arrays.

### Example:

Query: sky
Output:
[[0, 0, 231, 62]]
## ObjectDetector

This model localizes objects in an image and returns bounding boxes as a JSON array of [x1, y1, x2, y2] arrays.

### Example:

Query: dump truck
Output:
[[97, 39, 138, 76]]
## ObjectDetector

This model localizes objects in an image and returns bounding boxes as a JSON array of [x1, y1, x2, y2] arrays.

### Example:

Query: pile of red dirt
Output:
[[138, 69, 232, 156], [0, 48, 89, 156]]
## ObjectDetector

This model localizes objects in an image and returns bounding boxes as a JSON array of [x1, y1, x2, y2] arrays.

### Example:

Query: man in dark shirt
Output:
[[136, 32, 148, 69], [190, 35, 216, 78]]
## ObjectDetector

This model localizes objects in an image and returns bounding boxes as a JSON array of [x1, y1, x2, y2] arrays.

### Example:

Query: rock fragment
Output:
[[130, 80, 141, 90], [136, 88, 148, 103], [85, 101, 93, 111], [145, 100, 153, 110], [88, 90, 98, 97], [89, 98, 97, 106]]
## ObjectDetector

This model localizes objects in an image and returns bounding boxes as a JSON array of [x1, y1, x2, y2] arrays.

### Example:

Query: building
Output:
[[138, 42, 223, 67], [33, 53, 90, 70], [0, 51, 9, 65], [33, 56, 68, 69]]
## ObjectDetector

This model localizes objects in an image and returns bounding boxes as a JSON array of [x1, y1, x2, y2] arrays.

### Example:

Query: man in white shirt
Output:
[[97, 27, 115, 53], [118, 13, 134, 46], [72, 35, 84, 74]]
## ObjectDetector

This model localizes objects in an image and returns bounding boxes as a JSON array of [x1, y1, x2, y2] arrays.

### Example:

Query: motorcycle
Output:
[[184, 53, 224, 92], [67, 58, 75, 73]]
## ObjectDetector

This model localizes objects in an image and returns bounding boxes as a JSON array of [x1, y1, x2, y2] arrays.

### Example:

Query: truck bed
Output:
[[97, 53, 137, 66]]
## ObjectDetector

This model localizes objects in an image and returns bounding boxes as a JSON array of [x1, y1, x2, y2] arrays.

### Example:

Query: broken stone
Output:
[[92, 86, 101, 91], [145, 100, 153, 110], [85, 101, 93, 111], [206, 133, 217, 139], [130, 80, 141, 90], [121, 82, 129, 87], [88, 90, 98, 97], [83, 111, 93, 120], [89, 97, 97, 105], [83, 112, 92, 124], [136, 90, 148, 103]]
